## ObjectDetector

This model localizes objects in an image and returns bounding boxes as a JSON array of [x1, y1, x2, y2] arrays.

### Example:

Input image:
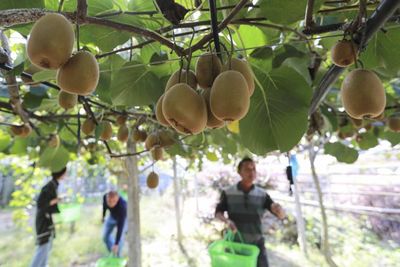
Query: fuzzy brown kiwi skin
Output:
[[146, 171, 159, 188], [162, 83, 207, 135], [195, 53, 222, 89], [341, 69, 386, 120], [331, 40, 358, 67]]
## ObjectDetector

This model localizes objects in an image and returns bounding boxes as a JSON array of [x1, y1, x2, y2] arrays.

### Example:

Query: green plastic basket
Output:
[[95, 256, 127, 267], [53, 203, 82, 223], [208, 231, 260, 267]]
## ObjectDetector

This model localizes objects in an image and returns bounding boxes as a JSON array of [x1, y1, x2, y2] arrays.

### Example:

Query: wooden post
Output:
[[126, 138, 141, 267]]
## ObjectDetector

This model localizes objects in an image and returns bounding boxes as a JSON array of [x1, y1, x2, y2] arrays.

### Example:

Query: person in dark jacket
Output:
[[102, 191, 127, 257], [30, 167, 67, 267]]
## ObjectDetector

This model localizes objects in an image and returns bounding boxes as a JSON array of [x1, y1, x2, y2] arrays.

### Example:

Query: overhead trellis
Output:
[[0, 0, 399, 166]]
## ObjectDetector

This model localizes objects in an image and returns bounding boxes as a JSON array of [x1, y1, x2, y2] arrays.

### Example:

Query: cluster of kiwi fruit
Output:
[[331, 39, 386, 120], [26, 13, 99, 110], [82, 115, 129, 142], [144, 130, 175, 161], [156, 53, 254, 135]]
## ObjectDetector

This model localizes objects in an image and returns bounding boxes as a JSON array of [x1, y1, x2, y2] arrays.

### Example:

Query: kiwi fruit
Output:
[[145, 132, 159, 150], [100, 121, 113, 141], [223, 58, 255, 96], [57, 50, 99, 96], [58, 91, 77, 110], [132, 129, 147, 143], [201, 89, 224, 129], [165, 69, 197, 91], [11, 124, 32, 137], [27, 13, 74, 69], [195, 53, 222, 89], [151, 146, 163, 161], [139, 130, 148, 142], [388, 115, 400, 132], [82, 118, 96, 135], [117, 124, 129, 143], [116, 115, 127, 126], [341, 69, 386, 119], [21, 64, 42, 86], [132, 129, 142, 142], [49, 134, 60, 148], [331, 40, 358, 67], [146, 171, 159, 189], [210, 70, 250, 122], [158, 131, 175, 147], [156, 94, 170, 127], [162, 83, 207, 135]]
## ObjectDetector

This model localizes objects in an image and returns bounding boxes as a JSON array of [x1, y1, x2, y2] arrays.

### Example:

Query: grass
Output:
[[0, 194, 399, 267]]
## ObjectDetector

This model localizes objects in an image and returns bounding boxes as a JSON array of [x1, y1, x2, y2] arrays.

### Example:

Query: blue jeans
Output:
[[102, 216, 127, 257], [30, 238, 53, 267]]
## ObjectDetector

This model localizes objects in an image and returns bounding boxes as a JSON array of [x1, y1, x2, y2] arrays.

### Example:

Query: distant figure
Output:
[[102, 191, 127, 257], [215, 157, 286, 267], [30, 167, 67, 267]]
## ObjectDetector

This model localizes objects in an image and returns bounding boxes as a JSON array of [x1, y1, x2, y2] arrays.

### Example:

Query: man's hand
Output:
[[271, 203, 286, 220], [101, 217, 105, 224], [49, 198, 59, 206], [226, 219, 237, 233], [112, 244, 119, 255]]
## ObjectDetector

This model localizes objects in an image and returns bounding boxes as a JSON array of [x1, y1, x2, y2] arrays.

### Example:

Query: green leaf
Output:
[[360, 27, 400, 76], [250, 47, 273, 59], [380, 131, 400, 146], [110, 61, 163, 106], [282, 57, 312, 85], [10, 137, 28, 155], [324, 142, 359, 163], [0, 0, 44, 9], [232, 25, 268, 52], [22, 92, 48, 109], [0, 130, 12, 152], [258, 0, 307, 24], [240, 65, 312, 154], [357, 132, 379, 150], [206, 151, 218, 162], [96, 55, 126, 104], [272, 44, 305, 69], [8, 62, 25, 76], [62, 0, 113, 15], [39, 146, 70, 172], [32, 70, 57, 82], [79, 25, 131, 52]]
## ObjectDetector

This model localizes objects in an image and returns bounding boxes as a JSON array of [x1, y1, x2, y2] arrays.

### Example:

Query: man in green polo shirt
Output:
[[215, 157, 286, 267]]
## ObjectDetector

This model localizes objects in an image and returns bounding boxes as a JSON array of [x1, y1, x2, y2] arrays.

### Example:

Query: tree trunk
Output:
[[309, 146, 338, 267], [126, 139, 141, 267], [173, 157, 183, 244]]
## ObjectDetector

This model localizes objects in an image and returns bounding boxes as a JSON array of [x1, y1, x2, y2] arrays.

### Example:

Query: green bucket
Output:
[[54, 203, 82, 223], [95, 256, 127, 267], [208, 231, 260, 267]]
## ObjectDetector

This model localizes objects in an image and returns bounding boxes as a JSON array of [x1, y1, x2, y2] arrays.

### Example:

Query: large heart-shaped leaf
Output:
[[39, 145, 70, 172], [110, 61, 163, 106], [360, 27, 400, 76], [240, 65, 312, 154], [0, 0, 44, 9]]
